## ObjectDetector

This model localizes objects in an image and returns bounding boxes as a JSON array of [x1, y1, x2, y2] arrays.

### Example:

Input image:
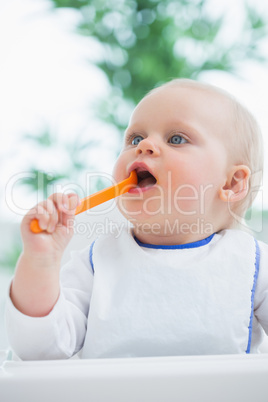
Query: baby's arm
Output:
[[10, 193, 80, 317]]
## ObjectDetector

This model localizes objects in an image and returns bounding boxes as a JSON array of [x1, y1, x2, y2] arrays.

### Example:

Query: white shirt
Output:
[[5, 229, 268, 360]]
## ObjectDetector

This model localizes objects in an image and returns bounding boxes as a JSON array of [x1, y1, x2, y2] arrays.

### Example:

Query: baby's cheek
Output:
[[170, 184, 198, 215], [168, 169, 212, 215], [112, 158, 124, 183], [112, 148, 133, 182]]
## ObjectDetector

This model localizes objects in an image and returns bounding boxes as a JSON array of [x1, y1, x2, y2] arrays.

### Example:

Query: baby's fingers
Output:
[[23, 199, 58, 234], [60, 194, 81, 228], [48, 193, 80, 229], [25, 193, 80, 235], [66, 193, 81, 212], [36, 201, 58, 233], [48, 193, 80, 215]]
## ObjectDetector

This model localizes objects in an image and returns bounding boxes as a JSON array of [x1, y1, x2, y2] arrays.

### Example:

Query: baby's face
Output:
[[113, 85, 232, 235]]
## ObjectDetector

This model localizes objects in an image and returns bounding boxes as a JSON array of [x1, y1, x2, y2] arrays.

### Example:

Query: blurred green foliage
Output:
[[16, 128, 102, 199], [50, 0, 267, 134]]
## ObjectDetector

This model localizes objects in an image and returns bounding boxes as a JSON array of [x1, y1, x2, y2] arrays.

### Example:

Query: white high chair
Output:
[[1, 354, 268, 402]]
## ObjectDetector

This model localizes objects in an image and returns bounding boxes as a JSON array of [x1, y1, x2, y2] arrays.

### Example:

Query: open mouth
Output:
[[136, 169, 157, 188]]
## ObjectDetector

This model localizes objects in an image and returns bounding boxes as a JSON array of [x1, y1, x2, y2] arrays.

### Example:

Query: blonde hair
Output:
[[148, 79, 264, 219]]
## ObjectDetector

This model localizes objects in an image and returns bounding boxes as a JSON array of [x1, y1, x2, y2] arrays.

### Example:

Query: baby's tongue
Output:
[[138, 176, 156, 188]]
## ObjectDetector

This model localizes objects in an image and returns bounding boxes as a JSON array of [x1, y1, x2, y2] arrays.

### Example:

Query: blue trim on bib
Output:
[[246, 238, 260, 354], [89, 240, 96, 274], [134, 233, 215, 250]]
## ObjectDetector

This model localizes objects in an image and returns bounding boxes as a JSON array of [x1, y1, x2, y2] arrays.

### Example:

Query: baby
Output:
[[5, 79, 268, 359]]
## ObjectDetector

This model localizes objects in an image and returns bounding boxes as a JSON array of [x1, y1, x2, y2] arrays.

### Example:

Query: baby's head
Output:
[[113, 79, 263, 242], [151, 79, 263, 218]]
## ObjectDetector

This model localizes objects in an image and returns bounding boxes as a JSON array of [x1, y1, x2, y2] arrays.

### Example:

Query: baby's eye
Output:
[[131, 135, 144, 146], [169, 134, 187, 145]]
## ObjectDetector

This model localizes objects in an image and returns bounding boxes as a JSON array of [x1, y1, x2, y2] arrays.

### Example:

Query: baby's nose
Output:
[[135, 138, 160, 156]]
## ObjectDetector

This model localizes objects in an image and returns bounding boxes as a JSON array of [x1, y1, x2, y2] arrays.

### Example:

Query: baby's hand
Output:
[[21, 193, 80, 258]]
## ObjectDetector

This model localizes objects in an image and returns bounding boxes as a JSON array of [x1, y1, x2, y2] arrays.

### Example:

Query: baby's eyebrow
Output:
[[123, 126, 133, 137], [124, 127, 146, 139]]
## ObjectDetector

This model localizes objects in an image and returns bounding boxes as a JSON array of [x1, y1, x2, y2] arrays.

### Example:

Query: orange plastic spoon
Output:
[[30, 170, 137, 234]]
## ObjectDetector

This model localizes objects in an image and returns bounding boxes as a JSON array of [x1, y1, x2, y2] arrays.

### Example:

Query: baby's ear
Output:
[[219, 165, 251, 203]]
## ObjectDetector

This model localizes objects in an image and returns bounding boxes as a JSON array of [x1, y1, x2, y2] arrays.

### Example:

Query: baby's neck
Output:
[[133, 227, 216, 246], [131, 207, 234, 246]]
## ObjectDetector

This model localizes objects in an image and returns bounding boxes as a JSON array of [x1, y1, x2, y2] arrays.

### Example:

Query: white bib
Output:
[[82, 229, 259, 358]]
